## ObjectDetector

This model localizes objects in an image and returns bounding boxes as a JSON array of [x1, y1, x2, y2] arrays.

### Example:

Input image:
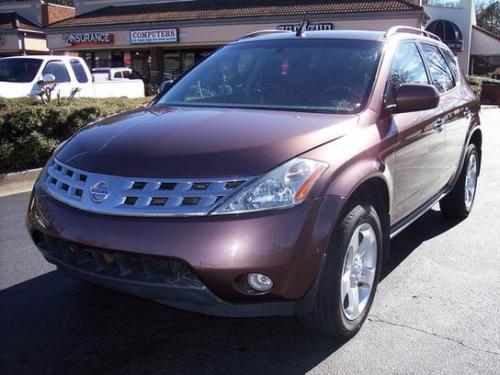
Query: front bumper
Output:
[[27, 182, 344, 317]]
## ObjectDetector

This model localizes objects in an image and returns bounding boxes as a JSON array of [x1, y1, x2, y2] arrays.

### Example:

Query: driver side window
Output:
[[42, 61, 71, 83], [386, 42, 429, 105]]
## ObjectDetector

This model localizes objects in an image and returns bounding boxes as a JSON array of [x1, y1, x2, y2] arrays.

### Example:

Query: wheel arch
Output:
[[327, 168, 392, 263], [468, 127, 482, 175]]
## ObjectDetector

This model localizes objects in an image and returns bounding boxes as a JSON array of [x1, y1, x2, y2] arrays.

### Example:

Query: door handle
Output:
[[434, 120, 445, 132], [463, 109, 473, 119]]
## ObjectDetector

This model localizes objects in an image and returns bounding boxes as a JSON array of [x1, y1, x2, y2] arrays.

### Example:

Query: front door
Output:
[[40, 60, 74, 98], [386, 42, 447, 223]]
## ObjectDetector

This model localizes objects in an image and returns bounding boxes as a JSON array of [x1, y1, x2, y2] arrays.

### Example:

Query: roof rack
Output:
[[238, 29, 292, 40], [385, 26, 441, 42]]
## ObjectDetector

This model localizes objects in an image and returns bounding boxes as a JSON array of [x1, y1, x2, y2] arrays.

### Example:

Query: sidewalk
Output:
[[0, 168, 41, 198]]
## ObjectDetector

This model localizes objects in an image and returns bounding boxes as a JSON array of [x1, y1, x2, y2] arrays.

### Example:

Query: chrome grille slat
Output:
[[41, 158, 253, 217]]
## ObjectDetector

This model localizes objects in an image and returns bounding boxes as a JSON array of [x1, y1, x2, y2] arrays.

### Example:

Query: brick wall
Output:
[[42, 3, 75, 26]]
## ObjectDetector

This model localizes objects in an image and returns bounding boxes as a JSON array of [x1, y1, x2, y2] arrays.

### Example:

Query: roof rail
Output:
[[385, 26, 441, 42], [238, 29, 292, 40]]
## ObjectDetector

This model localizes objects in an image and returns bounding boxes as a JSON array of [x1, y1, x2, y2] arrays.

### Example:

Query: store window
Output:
[[79, 51, 124, 69], [162, 49, 213, 81], [132, 50, 149, 77], [163, 52, 181, 81]]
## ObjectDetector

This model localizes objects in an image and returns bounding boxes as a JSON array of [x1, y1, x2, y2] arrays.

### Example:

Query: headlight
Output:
[[211, 158, 328, 215], [39, 140, 67, 183]]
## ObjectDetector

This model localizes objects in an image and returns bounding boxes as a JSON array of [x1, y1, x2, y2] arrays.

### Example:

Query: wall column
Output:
[[149, 47, 163, 89]]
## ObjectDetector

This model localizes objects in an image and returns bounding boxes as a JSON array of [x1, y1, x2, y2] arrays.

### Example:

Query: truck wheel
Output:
[[299, 203, 383, 338], [440, 144, 479, 220]]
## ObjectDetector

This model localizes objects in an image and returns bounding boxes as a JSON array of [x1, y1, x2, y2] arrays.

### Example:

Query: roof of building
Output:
[[47, 0, 423, 28], [0, 11, 42, 31], [472, 24, 500, 42]]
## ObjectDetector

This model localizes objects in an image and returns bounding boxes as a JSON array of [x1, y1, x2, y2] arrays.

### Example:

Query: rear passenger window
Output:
[[386, 42, 429, 104], [70, 59, 89, 83], [122, 70, 131, 79], [441, 48, 459, 82], [42, 61, 71, 83], [421, 44, 455, 93], [113, 72, 122, 79]]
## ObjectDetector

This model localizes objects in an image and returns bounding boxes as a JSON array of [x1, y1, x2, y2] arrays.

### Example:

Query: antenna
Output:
[[296, 12, 309, 37]]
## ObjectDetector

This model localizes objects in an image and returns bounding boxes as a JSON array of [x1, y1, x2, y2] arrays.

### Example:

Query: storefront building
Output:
[[0, 0, 75, 57], [45, 0, 427, 89], [0, 12, 47, 57]]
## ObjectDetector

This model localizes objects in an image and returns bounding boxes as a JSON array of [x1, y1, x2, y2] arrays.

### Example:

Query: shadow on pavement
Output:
[[0, 208, 461, 375]]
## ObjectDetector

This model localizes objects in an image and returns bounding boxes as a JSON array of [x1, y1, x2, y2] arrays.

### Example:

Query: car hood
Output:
[[0, 81, 36, 98], [57, 106, 358, 178]]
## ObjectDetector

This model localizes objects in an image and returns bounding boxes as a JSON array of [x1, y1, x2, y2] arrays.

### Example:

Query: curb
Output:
[[0, 168, 41, 197], [481, 105, 499, 111]]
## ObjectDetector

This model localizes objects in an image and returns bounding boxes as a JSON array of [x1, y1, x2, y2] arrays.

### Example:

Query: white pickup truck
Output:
[[0, 56, 145, 99]]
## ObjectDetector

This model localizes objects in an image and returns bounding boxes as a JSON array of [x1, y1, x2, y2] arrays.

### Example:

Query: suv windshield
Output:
[[0, 58, 43, 83], [155, 39, 382, 114]]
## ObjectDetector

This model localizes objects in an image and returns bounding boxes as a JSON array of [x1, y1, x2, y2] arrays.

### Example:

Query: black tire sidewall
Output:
[[462, 145, 479, 214], [441, 144, 479, 219], [318, 203, 384, 337]]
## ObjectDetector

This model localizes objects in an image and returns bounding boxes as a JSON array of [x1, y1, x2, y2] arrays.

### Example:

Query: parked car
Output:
[[27, 26, 481, 338], [92, 67, 148, 96], [0, 56, 145, 99], [91, 67, 146, 82]]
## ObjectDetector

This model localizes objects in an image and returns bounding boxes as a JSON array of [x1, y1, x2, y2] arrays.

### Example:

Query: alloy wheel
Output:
[[341, 222, 378, 320]]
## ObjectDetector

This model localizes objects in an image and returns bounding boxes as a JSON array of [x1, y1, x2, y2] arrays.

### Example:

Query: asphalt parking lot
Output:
[[1, 109, 499, 375]]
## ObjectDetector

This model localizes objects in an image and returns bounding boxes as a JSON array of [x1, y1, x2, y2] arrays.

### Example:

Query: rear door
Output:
[[69, 59, 94, 97], [387, 42, 447, 223], [421, 44, 470, 181]]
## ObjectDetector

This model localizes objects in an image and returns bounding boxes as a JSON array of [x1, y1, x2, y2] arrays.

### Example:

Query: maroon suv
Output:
[[27, 26, 481, 338]]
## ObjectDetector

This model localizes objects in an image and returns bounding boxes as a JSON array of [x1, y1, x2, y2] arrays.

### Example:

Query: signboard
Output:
[[130, 29, 178, 44], [64, 32, 114, 47], [277, 23, 334, 32]]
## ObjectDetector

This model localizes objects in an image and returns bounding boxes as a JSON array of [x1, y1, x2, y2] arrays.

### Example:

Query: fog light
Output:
[[247, 273, 273, 292]]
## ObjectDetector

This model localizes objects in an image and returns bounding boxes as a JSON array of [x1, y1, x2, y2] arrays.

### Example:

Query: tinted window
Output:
[[130, 70, 144, 81], [43, 61, 71, 83], [70, 59, 89, 83], [0, 58, 42, 83], [122, 70, 131, 79], [441, 48, 459, 82], [113, 72, 122, 79], [386, 42, 429, 104], [421, 43, 455, 92], [156, 39, 383, 114]]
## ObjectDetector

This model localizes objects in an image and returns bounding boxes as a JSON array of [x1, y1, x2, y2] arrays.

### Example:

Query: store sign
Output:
[[130, 29, 178, 44], [277, 23, 334, 32], [64, 32, 114, 46]]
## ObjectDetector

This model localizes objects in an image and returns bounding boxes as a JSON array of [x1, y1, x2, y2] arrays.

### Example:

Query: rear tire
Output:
[[440, 144, 479, 220], [299, 203, 383, 338]]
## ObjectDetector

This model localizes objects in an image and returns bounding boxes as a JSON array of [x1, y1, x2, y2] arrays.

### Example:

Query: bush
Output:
[[467, 75, 500, 100], [0, 97, 150, 173]]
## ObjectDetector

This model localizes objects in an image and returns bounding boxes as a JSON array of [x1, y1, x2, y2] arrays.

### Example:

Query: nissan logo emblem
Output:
[[90, 181, 110, 203]]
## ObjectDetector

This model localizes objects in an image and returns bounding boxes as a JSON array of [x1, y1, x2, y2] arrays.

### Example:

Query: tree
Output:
[[476, 1, 500, 36]]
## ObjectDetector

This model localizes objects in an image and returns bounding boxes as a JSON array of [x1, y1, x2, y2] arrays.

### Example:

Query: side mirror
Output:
[[37, 73, 56, 86], [158, 79, 174, 93], [393, 84, 439, 113]]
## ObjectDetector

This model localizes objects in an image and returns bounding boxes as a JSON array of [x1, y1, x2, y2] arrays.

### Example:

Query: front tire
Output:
[[299, 203, 383, 338], [440, 144, 479, 220]]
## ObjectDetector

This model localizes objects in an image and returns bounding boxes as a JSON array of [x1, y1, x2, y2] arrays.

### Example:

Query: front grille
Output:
[[41, 158, 253, 217], [34, 232, 203, 288]]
